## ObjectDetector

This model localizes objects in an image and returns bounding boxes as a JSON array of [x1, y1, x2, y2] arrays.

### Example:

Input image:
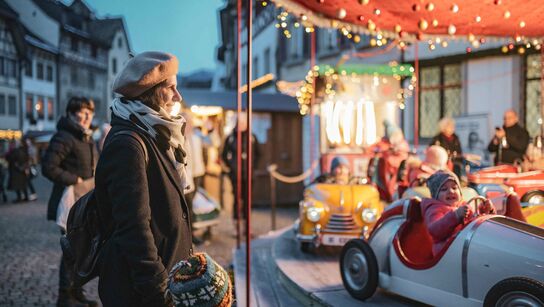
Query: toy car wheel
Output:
[[521, 190, 544, 206], [340, 239, 378, 301], [484, 277, 544, 307]]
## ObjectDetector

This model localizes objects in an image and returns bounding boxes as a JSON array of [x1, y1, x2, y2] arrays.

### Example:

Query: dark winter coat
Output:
[[429, 133, 463, 156], [487, 123, 530, 164], [42, 117, 98, 220], [6, 146, 30, 191], [95, 115, 192, 307], [221, 128, 260, 179]]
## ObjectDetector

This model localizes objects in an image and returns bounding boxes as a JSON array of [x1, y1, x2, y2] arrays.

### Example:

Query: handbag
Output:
[[56, 185, 75, 230]]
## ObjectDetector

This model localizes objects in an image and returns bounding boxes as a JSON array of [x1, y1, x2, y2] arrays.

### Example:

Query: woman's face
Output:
[[437, 180, 461, 206], [442, 123, 455, 137], [73, 107, 94, 129], [157, 75, 182, 113]]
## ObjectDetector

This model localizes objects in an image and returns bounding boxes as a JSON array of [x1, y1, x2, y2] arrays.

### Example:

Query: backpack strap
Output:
[[110, 130, 149, 164]]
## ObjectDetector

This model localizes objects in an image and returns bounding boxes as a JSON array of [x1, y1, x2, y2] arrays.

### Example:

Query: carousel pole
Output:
[[414, 40, 419, 148], [310, 29, 316, 181], [540, 46, 544, 141], [246, 0, 253, 305], [236, 0, 242, 250]]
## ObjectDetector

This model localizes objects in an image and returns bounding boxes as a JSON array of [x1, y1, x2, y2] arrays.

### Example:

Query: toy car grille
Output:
[[324, 213, 361, 232]]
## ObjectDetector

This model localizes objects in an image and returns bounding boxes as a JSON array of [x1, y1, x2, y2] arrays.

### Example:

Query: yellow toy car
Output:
[[294, 182, 384, 252]]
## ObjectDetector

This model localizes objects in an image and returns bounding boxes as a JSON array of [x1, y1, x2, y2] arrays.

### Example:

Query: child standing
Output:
[[421, 170, 495, 256]]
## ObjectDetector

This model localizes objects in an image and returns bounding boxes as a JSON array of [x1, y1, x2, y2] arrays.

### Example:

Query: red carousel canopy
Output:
[[272, 0, 544, 38]]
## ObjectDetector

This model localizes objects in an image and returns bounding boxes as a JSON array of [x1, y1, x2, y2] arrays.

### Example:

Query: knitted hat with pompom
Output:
[[167, 253, 232, 307]]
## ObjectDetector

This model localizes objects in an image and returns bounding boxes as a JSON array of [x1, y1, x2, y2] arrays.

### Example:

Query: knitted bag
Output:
[[167, 253, 232, 307]]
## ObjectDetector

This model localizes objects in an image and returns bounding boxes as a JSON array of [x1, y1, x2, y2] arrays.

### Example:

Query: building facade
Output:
[[10, 0, 131, 126], [0, 1, 26, 136], [22, 30, 58, 133]]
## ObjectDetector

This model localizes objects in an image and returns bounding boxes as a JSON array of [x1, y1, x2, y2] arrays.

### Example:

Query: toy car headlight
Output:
[[362, 208, 378, 223], [306, 207, 322, 222]]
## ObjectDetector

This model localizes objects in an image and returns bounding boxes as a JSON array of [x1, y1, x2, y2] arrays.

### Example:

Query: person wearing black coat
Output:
[[429, 117, 463, 157], [95, 51, 192, 307], [42, 97, 98, 307], [488, 109, 530, 165], [6, 141, 31, 202], [221, 114, 260, 221]]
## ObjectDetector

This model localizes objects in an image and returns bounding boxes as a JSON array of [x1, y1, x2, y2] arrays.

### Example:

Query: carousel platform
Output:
[[233, 227, 425, 306]]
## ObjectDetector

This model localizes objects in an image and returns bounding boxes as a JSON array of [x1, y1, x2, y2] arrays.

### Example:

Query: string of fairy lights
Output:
[[267, 0, 543, 55], [295, 64, 417, 116]]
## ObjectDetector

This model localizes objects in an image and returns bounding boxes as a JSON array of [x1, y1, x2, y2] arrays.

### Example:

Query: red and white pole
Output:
[[246, 0, 253, 305]]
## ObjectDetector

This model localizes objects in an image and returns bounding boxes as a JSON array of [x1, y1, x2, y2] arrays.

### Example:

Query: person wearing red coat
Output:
[[421, 170, 495, 256]]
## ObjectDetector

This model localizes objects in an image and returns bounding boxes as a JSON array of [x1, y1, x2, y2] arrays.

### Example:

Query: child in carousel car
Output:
[[421, 170, 495, 256]]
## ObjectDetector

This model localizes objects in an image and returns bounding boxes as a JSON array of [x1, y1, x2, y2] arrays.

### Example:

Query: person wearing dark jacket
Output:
[[429, 117, 463, 157], [488, 109, 530, 165], [221, 114, 260, 222], [95, 51, 192, 307], [6, 141, 31, 202], [42, 97, 98, 307]]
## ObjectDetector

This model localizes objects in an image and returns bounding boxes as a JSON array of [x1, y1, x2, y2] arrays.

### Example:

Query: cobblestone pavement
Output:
[[0, 174, 298, 306]]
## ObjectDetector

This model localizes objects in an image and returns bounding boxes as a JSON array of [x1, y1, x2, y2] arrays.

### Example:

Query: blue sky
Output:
[[77, 0, 224, 74]]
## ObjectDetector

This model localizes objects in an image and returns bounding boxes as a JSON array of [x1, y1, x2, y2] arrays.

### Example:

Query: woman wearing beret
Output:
[[95, 51, 192, 306]]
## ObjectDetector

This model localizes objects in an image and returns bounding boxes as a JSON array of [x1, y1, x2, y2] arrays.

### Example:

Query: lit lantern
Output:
[[504, 11, 511, 19], [451, 4, 459, 13], [432, 19, 439, 27], [448, 24, 456, 35], [419, 19, 429, 31], [337, 8, 347, 19], [425, 3, 435, 11]]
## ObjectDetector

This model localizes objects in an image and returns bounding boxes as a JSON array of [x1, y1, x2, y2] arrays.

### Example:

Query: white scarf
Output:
[[111, 97, 191, 192]]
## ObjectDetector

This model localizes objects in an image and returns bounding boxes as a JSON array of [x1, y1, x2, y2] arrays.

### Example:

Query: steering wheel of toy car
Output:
[[466, 196, 487, 218]]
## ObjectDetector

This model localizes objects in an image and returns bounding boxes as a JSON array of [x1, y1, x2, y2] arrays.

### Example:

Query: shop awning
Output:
[[179, 88, 300, 113], [272, 0, 544, 39]]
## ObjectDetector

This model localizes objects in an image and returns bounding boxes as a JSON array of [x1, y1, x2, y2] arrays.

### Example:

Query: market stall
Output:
[[291, 63, 414, 176]]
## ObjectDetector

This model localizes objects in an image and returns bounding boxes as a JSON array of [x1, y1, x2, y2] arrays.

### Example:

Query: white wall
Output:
[[466, 56, 520, 132], [241, 23, 277, 91], [107, 30, 131, 106], [6, 0, 59, 48]]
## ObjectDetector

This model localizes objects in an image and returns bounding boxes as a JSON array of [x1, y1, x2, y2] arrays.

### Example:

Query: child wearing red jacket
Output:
[[421, 170, 495, 256]]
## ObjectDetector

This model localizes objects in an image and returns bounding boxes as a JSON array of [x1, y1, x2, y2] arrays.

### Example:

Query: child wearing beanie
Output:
[[421, 170, 495, 256]]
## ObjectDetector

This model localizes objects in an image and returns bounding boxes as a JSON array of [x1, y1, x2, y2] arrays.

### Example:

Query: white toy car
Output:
[[340, 196, 544, 306]]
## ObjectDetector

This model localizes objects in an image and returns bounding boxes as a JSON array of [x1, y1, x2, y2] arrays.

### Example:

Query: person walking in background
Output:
[[0, 156, 8, 203], [95, 51, 192, 306], [221, 113, 260, 229], [42, 97, 98, 307], [430, 117, 463, 158], [6, 140, 30, 203], [25, 137, 38, 201], [488, 109, 530, 165]]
